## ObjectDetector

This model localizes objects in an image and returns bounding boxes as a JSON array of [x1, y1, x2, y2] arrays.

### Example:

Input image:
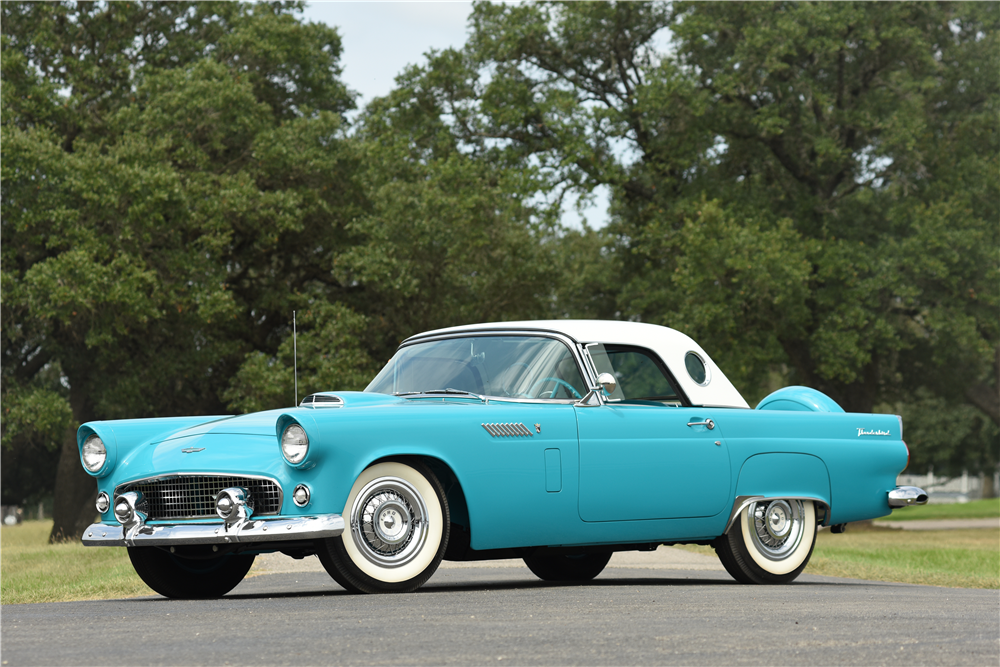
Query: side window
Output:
[[587, 344, 685, 405]]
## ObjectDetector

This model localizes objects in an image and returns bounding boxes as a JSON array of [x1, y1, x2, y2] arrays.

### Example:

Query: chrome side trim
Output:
[[724, 495, 829, 533], [82, 514, 345, 547], [482, 422, 533, 437], [888, 486, 928, 507]]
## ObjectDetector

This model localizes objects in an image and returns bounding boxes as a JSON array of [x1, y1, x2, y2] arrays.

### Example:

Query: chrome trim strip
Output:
[[114, 472, 284, 520], [482, 422, 533, 437], [888, 486, 928, 507], [300, 393, 345, 408], [82, 514, 345, 547], [724, 495, 829, 533]]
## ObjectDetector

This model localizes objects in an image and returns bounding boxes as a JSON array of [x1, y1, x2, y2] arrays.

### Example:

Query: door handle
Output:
[[687, 419, 715, 430]]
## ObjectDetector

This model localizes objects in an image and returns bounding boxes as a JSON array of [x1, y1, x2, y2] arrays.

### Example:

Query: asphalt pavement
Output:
[[2, 547, 998, 666]]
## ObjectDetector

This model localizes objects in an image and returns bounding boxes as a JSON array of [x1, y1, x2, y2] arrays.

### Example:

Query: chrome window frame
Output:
[[383, 328, 602, 404]]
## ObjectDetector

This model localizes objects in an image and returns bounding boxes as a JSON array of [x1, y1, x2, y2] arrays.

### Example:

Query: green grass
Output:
[[678, 526, 999, 588], [1, 520, 152, 605], [879, 497, 999, 521], [807, 527, 999, 588]]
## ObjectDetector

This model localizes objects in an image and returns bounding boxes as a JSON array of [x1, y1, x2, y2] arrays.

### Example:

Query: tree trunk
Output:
[[49, 385, 98, 543]]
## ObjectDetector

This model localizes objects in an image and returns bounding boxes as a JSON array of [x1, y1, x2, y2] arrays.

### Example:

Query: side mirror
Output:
[[596, 372, 617, 395]]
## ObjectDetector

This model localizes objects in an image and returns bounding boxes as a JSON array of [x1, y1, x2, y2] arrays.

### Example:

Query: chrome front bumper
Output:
[[888, 486, 929, 508], [82, 514, 345, 548]]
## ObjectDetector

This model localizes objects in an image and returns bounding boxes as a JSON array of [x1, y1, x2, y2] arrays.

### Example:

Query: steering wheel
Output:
[[529, 377, 582, 400]]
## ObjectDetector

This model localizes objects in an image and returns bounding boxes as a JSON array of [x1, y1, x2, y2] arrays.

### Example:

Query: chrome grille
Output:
[[116, 475, 282, 520]]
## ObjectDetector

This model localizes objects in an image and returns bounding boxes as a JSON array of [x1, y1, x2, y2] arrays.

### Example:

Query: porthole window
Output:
[[684, 352, 710, 386]]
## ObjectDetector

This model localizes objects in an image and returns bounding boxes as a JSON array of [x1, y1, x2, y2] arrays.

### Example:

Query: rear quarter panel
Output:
[[717, 410, 907, 525]]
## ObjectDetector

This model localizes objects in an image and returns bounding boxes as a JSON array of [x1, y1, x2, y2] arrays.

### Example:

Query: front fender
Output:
[[77, 416, 232, 479]]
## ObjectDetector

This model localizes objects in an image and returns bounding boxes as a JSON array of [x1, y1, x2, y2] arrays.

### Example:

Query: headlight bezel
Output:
[[82, 435, 108, 473], [280, 423, 310, 466]]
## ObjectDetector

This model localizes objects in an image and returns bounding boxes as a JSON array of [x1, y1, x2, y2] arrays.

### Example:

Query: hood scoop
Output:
[[299, 393, 344, 408]]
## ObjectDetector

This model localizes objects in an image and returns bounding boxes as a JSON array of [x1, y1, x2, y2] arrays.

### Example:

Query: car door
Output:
[[575, 344, 732, 522]]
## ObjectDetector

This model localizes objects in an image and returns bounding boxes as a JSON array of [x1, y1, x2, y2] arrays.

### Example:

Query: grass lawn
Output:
[[679, 526, 999, 589], [807, 527, 999, 588], [879, 497, 999, 521], [1, 520, 152, 605]]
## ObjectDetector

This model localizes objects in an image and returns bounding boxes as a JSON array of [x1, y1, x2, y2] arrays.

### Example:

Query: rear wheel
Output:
[[127, 547, 255, 599], [715, 499, 816, 584], [318, 461, 449, 594], [523, 551, 612, 582]]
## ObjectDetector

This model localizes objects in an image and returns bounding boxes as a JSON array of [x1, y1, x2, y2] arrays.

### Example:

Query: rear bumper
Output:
[[82, 514, 345, 547], [887, 486, 929, 508]]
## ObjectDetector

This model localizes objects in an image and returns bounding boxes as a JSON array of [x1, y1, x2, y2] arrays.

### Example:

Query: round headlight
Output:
[[281, 424, 309, 464], [82, 435, 107, 473]]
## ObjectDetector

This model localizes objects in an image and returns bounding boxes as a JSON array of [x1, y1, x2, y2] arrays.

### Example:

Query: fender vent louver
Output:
[[482, 422, 534, 437], [300, 394, 344, 408]]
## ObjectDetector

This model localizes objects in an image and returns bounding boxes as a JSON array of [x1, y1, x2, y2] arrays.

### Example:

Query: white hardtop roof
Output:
[[407, 320, 749, 409]]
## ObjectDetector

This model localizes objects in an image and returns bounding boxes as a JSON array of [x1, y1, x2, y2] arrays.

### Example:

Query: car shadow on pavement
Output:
[[204, 571, 896, 601]]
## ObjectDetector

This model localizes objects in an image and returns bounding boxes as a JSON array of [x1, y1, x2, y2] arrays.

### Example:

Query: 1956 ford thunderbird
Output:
[[79, 320, 927, 597]]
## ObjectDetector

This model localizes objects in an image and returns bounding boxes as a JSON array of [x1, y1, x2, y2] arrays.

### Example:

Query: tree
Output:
[[2, 1, 573, 540], [2, 1, 360, 540]]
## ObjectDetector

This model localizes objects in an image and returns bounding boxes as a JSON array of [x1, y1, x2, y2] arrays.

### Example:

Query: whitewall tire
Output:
[[715, 499, 817, 584], [318, 461, 449, 594]]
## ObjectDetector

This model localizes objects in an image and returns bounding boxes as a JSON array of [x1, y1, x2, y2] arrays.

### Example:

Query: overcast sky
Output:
[[299, 1, 607, 229], [301, 2, 474, 108]]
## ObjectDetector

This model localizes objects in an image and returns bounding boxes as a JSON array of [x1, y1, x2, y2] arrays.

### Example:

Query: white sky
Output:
[[299, 1, 609, 229]]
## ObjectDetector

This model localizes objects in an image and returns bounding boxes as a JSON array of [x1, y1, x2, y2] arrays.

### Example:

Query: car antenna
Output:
[[293, 310, 298, 406]]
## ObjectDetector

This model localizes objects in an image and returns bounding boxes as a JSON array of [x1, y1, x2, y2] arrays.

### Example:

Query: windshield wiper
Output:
[[394, 388, 486, 401]]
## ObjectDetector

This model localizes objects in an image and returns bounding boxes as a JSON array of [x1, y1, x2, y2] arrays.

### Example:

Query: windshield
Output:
[[365, 336, 588, 400]]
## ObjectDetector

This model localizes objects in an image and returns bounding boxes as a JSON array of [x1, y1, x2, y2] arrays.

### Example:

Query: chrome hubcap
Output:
[[748, 499, 804, 561], [351, 477, 428, 568]]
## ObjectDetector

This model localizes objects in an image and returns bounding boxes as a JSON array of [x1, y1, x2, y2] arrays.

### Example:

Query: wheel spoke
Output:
[[350, 475, 430, 568], [747, 499, 804, 561]]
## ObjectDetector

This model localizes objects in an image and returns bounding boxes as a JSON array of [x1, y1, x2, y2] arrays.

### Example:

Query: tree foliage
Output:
[[2, 1, 565, 539]]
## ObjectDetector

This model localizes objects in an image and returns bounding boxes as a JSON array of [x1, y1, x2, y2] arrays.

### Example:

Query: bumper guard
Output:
[[83, 514, 345, 547]]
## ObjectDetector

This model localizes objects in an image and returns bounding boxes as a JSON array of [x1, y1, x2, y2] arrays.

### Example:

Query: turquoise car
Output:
[[79, 320, 927, 597]]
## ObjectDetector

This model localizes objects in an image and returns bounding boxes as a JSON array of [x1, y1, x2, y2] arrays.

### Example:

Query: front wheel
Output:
[[715, 499, 816, 584], [318, 461, 450, 594], [127, 547, 255, 599], [523, 551, 612, 582]]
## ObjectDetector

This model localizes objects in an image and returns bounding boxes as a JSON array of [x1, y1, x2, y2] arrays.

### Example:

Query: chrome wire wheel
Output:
[[351, 476, 430, 569], [747, 499, 805, 561]]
